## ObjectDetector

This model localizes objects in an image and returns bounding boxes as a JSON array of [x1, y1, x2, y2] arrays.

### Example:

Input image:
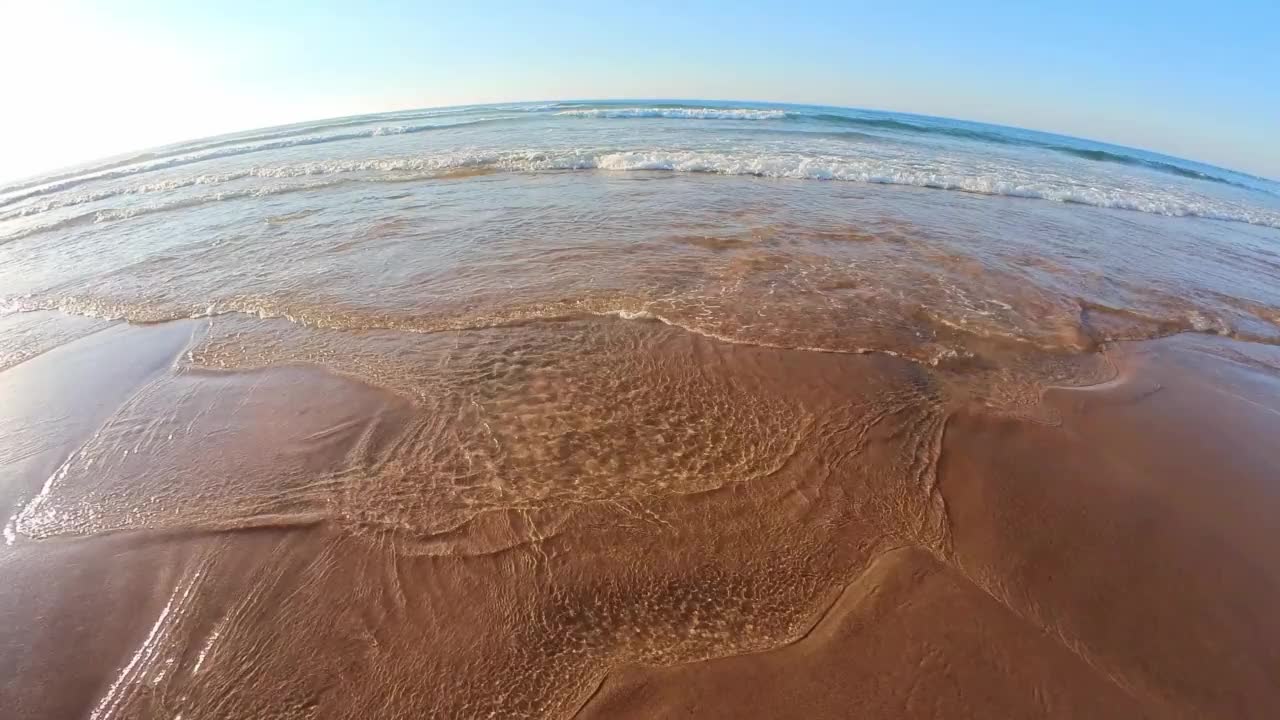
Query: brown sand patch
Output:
[[2, 318, 1277, 719], [573, 334, 1280, 719], [579, 547, 1140, 719]]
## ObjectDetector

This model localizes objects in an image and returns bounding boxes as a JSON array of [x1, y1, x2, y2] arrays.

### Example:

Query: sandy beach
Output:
[[2, 313, 1277, 719], [3, 97, 1280, 718], [583, 334, 1280, 719]]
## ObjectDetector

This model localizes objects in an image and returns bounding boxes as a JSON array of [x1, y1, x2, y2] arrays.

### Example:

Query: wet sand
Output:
[[581, 335, 1280, 719], [2, 318, 1279, 719], [6, 98, 1280, 719]]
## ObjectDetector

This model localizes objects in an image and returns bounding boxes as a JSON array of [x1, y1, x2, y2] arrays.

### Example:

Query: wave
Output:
[[8, 295, 1277, 381], [797, 112, 1260, 190], [483, 149, 1279, 228], [553, 106, 1035, 149], [151, 107, 489, 156], [0, 106, 498, 199], [557, 107, 788, 120], [0, 294, 916, 369], [7, 101, 1269, 216], [549, 104, 1262, 190], [0, 180, 350, 245], [5, 149, 1278, 234], [1048, 146, 1247, 185], [0, 118, 506, 212]]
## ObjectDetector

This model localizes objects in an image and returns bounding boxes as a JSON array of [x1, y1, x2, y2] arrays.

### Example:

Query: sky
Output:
[[2, 0, 1277, 182]]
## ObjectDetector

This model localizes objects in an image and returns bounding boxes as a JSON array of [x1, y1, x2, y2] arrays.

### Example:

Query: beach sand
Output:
[[581, 335, 1280, 719], [1, 317, 1278, 719]]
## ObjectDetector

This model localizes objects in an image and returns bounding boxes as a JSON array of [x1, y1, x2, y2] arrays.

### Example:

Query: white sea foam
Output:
[[0, 180, 347, 244], [556, 107, 788, 120], [5, 148, 1279, 236], [496, 150, 1280, 228], [598, 308, 662, 322]]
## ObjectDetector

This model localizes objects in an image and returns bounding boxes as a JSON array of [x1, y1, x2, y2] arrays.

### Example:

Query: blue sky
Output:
[[3, 0, 1277, 181]]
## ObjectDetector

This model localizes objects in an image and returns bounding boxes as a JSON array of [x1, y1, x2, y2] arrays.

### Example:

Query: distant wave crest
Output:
[[5, 102, 1271, 219], [4, 149, 1277, 244], [0, 106, 492, 198], [552, 105, 1262, 190], [0, 118, 504, 211], [797, 113, 1258, 189], [503, 149, 1280, 227], [557, 107, 787, 120]]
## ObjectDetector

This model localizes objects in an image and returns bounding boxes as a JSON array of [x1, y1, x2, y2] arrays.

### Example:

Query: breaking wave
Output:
[[0, 118, 506, 211], [557, 107, 788, 120], [5, 148, 1278, 241], [553, 104, 1264, 190]]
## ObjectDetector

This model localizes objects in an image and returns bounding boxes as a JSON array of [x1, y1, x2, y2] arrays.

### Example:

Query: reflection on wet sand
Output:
[[2, 315, 1278, 718]]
